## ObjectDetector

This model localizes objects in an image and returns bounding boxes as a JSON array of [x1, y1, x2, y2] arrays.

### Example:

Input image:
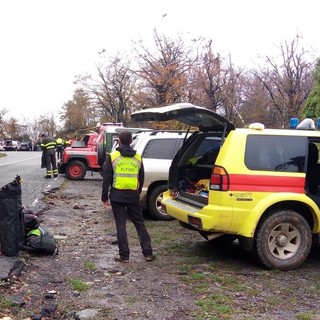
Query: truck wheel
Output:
[[97, 143, 106, 167], [66, 161, 86, 180], [148, 184, 173, 221], [254, 210, 312, 270]]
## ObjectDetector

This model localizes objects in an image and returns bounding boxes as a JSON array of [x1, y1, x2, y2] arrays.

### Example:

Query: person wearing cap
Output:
[[40, 133, 58, 179]]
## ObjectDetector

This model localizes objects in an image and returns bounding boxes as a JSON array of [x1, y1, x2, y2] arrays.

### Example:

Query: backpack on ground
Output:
[[23, 226, 58, 255]]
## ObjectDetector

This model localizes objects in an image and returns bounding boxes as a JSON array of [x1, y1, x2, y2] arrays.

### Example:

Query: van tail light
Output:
[[210, 166, 230, 191]]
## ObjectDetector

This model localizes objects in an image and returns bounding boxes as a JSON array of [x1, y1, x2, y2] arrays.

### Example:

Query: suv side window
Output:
[[142, 139, 182, 159], [245, 135, 306, 172]]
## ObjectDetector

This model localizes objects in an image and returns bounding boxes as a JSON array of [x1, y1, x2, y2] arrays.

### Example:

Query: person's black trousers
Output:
[[110, 200, 153, 259]]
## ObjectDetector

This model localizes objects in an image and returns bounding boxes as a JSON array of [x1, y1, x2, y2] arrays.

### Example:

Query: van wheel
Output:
[[148, 184, 173, 221], [66, 161, 86, 180], [254, 210, 312, 270]]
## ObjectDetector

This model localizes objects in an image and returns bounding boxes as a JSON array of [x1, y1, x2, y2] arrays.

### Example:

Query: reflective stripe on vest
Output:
[[27, 227, 44, 237], [110, 150, 141, 190], [41, 141, 56, 150]]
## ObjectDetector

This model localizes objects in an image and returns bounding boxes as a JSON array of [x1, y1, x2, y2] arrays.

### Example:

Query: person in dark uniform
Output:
[[40, 133, 58, 179], [101, 130, 155, 263], [55, 137, 63, 160]]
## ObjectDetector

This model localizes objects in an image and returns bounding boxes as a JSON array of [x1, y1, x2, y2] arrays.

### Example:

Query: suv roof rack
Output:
[[114, 127, 153, 134], [148, 130, 188, 136]]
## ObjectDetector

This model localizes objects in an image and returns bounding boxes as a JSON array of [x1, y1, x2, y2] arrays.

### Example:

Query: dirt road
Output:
[[2, 177, 320, 320]]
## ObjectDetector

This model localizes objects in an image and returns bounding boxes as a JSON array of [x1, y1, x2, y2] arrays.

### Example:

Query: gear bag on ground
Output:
[[22, 208, 57, 255], [0, 175, 24, 256]]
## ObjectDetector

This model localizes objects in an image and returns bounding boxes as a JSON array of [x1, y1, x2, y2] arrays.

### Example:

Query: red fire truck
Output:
[[58, 122, 123, 180]]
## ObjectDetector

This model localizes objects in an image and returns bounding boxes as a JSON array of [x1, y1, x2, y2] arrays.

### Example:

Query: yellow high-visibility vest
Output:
[[110, 151, 141, 190]]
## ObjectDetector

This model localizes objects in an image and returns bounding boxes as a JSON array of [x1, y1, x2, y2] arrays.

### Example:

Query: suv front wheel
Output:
[[254, 209, 312, 271], [148, 184, 173, 221]]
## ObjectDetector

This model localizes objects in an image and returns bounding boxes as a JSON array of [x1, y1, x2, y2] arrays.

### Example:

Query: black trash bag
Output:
[[0, 175, 24, 256]]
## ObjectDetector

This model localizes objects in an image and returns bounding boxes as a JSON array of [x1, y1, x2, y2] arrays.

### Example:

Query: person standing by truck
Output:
[[64, 135, 72, 148], [55, 137, 63, 160], [40, 133, 58, 179], [101, 130, 155, 263]]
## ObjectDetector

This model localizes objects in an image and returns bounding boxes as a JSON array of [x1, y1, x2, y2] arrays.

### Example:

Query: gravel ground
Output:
[[2, 177, 320, 320]]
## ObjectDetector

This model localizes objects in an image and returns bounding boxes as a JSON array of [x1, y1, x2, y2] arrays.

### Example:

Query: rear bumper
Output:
[[162, 197, 233, 232]]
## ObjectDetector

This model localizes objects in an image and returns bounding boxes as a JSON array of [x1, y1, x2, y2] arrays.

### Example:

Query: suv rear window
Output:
[[142, 139, 183, 159], [245, 135, 306, 172]]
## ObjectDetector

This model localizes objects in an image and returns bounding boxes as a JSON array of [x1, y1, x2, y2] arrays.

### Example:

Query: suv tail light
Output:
[[210, 166, 230, 191]]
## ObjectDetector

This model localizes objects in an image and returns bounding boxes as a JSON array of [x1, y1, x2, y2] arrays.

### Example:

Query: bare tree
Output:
[[187, 42, 244, 126], [133, 30, 197, 108], [238, 72, 275, 127], [27, 118, 44, 143], [75, 55, 135, 126], [0, 108, 8, 139], [4, 117, 20, 140], [254, 36, 315, 127], [191, 42, 229, 112], [60, 89, 92, 131]]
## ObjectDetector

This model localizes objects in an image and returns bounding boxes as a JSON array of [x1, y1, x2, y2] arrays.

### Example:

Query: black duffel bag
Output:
[[0, 175, 24, 256]]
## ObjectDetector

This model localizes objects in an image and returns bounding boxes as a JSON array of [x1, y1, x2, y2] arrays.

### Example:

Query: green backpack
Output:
[[24, 226, 58, 255]]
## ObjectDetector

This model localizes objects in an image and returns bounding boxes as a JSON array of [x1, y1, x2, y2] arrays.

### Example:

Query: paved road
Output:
[[0, 151, 65, 279], [0, 151, 64, 209], [0, 151, 102, 280]]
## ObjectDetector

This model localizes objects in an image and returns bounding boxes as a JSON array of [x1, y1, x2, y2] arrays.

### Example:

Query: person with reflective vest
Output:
[[40, 133, 58, 179], [101, 130, 155, 263], [55, 137, 63, 160], [64, 135, 72, 148]]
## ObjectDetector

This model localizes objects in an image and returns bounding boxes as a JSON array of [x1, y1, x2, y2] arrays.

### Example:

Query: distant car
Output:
[[0, 141, 4, 151], [20, 141, 33, 151], [4, 139, 20, 151]]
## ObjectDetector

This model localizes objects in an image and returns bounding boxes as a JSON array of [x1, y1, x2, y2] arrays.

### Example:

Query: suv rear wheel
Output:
[[254, 210, 312, 271], [148, 184, 173, 221]]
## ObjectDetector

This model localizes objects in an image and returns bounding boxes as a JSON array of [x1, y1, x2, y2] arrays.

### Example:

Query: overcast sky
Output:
[[0, 0, 319, 124]]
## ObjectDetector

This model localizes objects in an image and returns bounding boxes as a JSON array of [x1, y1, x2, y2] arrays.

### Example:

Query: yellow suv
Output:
[[131, 103, 320, 270]]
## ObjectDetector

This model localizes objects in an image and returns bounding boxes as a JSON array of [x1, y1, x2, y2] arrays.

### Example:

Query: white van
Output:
[[4, 139, 21, 151]]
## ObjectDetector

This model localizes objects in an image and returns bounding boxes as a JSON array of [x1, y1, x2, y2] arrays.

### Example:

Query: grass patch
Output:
[[98, 306, 114, 318], [84, 260, 96, 272], [68, 278, 90, 291], [194, 293, 232, 319], [124, 295, 140, 304], [297, 313, 314, 320], [192, 272, 206, 281], [178, 264, 192, 273], [266, 296, 280, 305], [0, 153, 7, 158], [0, 294, 15, 309]]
